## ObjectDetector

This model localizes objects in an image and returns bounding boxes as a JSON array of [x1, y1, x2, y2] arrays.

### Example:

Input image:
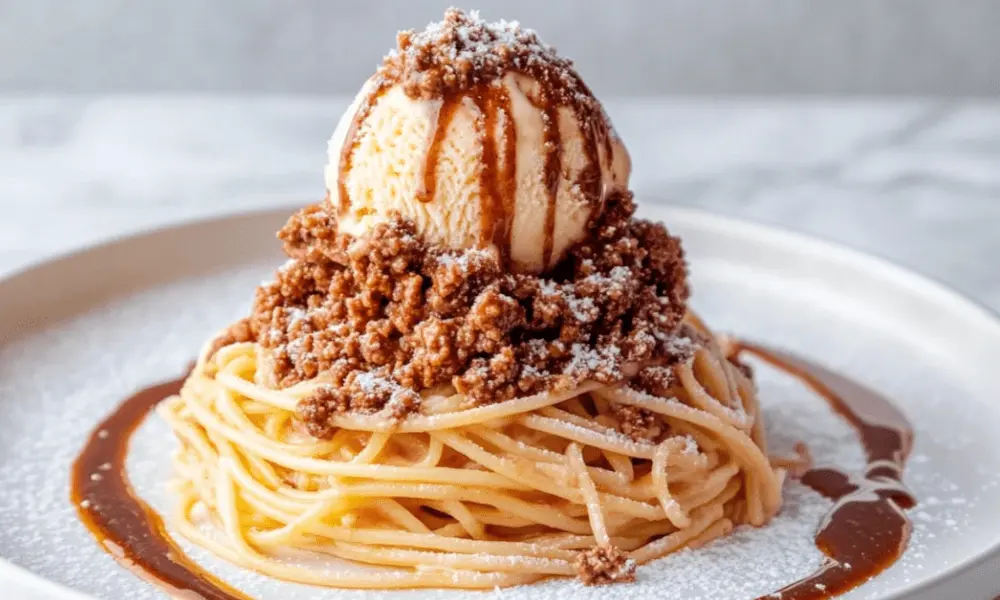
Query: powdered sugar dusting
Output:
[[354, 371, 396, 396], [391, 9, 554, 72], [564, 343, 621, 380], [566, 296, 598, 322], [434, 247, 496, 272], [382, 7, 584, 100], [286, 306, 307, 326]]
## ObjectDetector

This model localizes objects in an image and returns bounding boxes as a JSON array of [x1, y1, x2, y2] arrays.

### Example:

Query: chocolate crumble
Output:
[[576, 545, 637, 585], [611, 402, 663, 443], [297, 372, 421, 439], [381, 8, 592, 107], [211, 191, 690, 436], [207, 317, 254, 360]]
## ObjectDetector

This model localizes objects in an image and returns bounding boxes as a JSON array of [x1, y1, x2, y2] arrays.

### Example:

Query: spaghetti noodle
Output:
[[159, 313, 784, 589]]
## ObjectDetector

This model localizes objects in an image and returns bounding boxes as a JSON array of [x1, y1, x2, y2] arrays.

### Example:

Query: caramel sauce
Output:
[[417, 97, 459, 204], [496, 88, 518, 253], [599, 120, 614, 178], [732, 343, 916, 600], [539, 101, 562, 270], [338, 81, 390, 216], [70, 367, 249, 600], [472, 88, 501, 249], [579, 120, 605, 223], [70, 342, 917, 600], [470, 84, 519, 260]]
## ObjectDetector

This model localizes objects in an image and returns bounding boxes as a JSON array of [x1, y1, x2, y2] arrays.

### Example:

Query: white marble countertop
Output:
[[1, 95, 998, 309]]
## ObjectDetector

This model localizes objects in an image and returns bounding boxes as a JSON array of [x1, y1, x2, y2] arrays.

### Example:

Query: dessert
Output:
[[157, 9, 781, 588], [71, 9, 917, 600]]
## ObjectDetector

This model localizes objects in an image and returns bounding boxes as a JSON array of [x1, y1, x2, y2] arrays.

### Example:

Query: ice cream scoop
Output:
[[324, 9, 630, 273]]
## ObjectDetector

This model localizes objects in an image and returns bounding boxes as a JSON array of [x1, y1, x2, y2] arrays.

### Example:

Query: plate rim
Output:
[[3, 204, 999, 599]]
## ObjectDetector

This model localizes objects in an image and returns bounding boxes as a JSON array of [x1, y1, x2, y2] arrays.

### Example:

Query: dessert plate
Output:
[[1, 204, 999, 600]]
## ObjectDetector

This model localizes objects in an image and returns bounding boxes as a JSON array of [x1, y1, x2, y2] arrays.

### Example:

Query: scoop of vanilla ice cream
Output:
[[324, 11, 631, 273]]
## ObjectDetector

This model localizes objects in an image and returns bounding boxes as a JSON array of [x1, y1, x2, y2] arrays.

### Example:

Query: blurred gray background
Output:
[[1, 0, 999, 96]]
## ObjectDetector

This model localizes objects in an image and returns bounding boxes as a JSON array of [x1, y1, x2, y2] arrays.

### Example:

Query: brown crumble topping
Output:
[[380, 8, 591, 106], [219, 191, 690, 437], [297, 370, 421, 438], [576, 545, 637, 585], [634, 364, 680, 396], [680, 323, 717, 356], [608, 340, 696, 442], [611, 403, 663, 442], [206, 317, 254, 360]]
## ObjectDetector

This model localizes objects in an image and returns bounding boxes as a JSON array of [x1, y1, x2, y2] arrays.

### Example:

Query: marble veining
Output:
[[0, 96, 998, 308]]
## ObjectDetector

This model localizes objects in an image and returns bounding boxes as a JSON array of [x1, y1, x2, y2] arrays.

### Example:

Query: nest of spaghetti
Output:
[[159, 194, 783, 590]]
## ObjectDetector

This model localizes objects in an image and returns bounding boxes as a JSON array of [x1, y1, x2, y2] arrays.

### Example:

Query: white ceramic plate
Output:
[[1, 205, 999, 600]]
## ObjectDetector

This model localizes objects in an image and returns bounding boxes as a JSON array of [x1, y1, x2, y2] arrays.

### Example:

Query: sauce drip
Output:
[[732, 343, 916, 600], [416, 97, 460, 204], [579, 120, 605, 223], [497, 88, 518, 254], [600, 120, 614, 177], [471, 85, 516, 256], [539, 100, 562, 270], [71, 368, 249, 600], [338, 81, 390, 216], [70, 342, 915, 600]]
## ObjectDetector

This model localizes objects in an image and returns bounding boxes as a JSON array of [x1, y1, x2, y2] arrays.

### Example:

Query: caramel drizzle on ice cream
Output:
[[338, 80, 390, 216], [471, 85, 516, 257], [338, 80, 608, 272], [539, 101, 562, 269], [417, 97, 460, 205], [336, 8, 618, 273]]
